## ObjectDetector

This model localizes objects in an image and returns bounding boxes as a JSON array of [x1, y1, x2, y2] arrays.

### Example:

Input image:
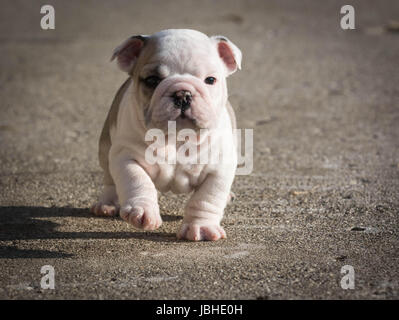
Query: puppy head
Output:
[[111, 29, 242, 132]]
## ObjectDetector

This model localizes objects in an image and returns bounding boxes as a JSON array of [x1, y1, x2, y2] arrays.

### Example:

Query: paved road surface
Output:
[[0, 0, 398, 299]]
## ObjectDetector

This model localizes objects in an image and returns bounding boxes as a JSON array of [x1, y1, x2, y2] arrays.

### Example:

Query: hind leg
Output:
[[91, 167, 119, 217], [91, 184, 119, 217]]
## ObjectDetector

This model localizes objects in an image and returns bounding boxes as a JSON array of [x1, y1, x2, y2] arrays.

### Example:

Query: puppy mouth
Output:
[[177, 107, 191, 120], [178, 114, 196, 123], [148, 105, 199, 130], [175, 116, 201, 132], [176, 112, 198, 126]]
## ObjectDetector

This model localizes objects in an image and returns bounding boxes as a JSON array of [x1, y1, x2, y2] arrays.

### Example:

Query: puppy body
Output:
[[92, 29, 241, 241]]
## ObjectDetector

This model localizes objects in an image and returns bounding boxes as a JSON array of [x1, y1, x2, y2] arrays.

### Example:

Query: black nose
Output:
[[173, 90, 192, 111]]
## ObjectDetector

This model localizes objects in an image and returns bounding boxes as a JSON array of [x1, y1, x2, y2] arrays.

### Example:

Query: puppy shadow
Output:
[[0, 206, 182, 259]]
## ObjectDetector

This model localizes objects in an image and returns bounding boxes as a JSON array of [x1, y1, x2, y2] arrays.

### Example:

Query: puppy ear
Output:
[[211, 35, 242, 76], [111, 35, 149, 73]]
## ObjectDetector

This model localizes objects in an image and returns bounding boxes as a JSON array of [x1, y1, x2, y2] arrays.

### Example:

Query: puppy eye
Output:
[[204, 77, 217, 85], [143, 76, 161, 88]]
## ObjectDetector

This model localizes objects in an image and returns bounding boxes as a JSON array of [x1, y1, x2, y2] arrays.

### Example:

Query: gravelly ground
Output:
[[0, 0, 398, 299]]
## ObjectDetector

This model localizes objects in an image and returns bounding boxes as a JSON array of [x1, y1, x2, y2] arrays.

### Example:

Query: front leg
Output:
[[178, 172, 233, 241], [110, 153, 162, 230]]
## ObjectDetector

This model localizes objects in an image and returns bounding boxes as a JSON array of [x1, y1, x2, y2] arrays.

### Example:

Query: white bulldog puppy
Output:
[[91, 29, 242, 241]]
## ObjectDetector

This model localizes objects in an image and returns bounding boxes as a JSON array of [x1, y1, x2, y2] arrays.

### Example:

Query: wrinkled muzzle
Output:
[[147, 75, 218, 131]]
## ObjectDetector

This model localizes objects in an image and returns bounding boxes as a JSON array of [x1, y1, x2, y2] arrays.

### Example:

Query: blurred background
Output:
[[0, 0, 398, 299]]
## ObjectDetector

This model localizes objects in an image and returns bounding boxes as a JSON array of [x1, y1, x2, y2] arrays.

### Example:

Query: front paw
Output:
[[177, 223, 226, 241], [120, 199, 162, 231]]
